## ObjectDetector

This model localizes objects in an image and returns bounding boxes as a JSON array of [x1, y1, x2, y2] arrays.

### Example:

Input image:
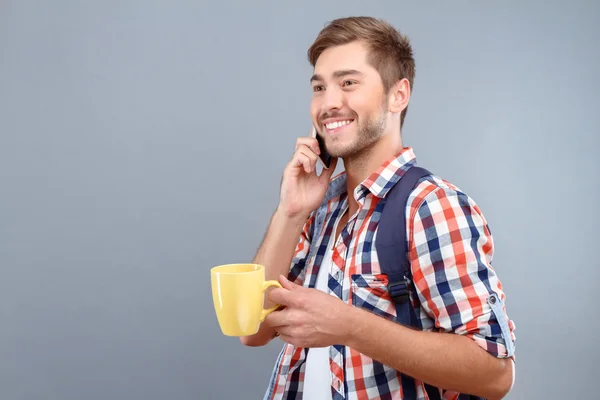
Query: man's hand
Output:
[[278, 136, 338, 220], [264, 275, 352, 348]]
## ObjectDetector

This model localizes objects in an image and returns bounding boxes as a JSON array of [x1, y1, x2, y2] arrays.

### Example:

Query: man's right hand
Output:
[[278, 136, 338, 220]]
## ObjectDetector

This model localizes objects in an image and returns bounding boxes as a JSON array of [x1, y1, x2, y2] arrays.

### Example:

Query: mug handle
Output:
[[260, 280, 283, 322]]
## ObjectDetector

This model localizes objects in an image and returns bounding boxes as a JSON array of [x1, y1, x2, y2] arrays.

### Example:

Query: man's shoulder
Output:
[[406, 173, 472, 211]]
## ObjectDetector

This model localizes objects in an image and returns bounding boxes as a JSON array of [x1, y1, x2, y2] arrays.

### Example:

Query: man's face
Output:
[[310, 41, 389, 159]]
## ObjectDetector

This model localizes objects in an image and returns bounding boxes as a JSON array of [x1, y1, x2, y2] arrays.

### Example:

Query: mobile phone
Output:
[[311, 126, 333, 169]]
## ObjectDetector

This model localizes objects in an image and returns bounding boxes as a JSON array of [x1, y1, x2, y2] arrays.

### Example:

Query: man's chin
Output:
[[326, 141, 357, 159], [328, 147, 357, 159], [325, 144, 347, 158]]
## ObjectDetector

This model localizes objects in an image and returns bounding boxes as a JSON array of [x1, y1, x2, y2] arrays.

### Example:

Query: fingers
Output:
[[279, 275, 300, 291], [264, 306, 289, 328], [268, 284, 306, 311], [275, 327, 293, 338], [291, 145, 319, 174], [295, 137, 320, 155], [278, 275, 292, 289], [278, 334, 292, 344], [268, 287, 291, 307]]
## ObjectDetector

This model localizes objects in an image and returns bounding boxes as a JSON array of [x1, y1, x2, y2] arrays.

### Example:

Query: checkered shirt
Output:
[[263, 147, 516, 400]]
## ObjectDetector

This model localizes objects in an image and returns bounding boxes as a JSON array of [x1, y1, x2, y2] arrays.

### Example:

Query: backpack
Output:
[[375, 165, 484, 400]]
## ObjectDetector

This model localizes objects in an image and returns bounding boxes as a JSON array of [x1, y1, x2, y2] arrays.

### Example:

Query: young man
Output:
[[241, 17, 516, 400]]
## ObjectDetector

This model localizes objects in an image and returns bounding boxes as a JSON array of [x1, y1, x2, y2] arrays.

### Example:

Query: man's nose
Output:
[[322, 87, 343, 113]]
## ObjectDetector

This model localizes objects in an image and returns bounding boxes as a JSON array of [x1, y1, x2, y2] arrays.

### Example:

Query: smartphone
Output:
[[311, 126, 333, 169]]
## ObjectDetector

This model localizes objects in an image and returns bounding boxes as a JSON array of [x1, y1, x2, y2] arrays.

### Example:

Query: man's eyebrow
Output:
[[310, 69, 364, 84], [332, 69, 364, 79], [310, 74, 324, 84]]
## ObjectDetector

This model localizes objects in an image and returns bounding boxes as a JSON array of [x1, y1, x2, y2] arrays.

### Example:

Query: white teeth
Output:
[[325, 120, 352, 130]]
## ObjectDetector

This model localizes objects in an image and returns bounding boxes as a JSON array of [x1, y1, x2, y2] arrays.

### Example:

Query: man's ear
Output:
[[388, 78, 411, 114]]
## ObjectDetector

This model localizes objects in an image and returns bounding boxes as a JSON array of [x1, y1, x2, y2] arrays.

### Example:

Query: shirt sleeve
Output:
[[286, 213, 315, 286], [409, 186, 516, 358]]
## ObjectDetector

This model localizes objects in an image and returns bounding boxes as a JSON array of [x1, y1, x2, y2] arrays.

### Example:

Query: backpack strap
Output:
[[375, 165, 438, 400], [376, 165, 431, 314]]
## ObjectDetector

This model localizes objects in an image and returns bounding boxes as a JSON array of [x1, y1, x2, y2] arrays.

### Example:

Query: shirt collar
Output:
[[356, 147, 417, 200], [323, 147, 418, 203]]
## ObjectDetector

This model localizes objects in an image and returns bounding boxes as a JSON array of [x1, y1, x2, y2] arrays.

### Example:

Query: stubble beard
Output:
[[326, 107, 387, 161]]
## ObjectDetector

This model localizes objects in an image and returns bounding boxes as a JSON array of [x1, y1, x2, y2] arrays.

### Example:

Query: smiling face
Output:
[[310, 41, 390, 159]]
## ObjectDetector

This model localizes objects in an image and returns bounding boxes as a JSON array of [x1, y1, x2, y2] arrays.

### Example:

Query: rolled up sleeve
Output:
[[409, 186, 516, 358]]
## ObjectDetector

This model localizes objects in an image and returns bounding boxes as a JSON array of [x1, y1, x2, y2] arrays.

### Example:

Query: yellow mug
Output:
[[211, 263, 282, 336]]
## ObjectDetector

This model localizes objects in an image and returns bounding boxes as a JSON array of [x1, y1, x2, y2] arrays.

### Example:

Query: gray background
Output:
[[1, 1, 598, 399]]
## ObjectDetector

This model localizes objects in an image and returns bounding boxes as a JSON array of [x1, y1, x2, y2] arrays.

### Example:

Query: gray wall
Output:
[[1, 1, 598, 399]]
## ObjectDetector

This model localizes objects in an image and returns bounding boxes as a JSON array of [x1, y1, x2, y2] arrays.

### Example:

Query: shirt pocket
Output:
[[350, 274, 397, 322]]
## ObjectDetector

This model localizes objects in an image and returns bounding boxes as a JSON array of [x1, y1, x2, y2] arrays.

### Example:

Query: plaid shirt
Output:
[[263, 147, 516, 400]]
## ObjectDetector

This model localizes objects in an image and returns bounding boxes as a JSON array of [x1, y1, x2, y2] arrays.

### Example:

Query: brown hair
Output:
[[307, 17, 415, 128]]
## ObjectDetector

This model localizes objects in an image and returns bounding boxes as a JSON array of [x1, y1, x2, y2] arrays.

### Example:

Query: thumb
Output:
[[319, 157, 338, 184], [279, 275, 300, 290]]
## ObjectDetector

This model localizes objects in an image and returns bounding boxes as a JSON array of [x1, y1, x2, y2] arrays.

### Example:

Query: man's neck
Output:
[[343, 131, 403, 216]]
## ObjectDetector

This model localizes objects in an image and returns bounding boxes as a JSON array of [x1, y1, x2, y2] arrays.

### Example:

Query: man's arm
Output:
[[344, 308, 514, 399], [239, 209, 311, 347], [239, 136, 337, 347], [266, 276, 514, 399]]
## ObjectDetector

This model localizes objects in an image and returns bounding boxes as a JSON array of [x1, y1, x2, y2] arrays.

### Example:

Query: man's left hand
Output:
[[264, 275, 353, 348]]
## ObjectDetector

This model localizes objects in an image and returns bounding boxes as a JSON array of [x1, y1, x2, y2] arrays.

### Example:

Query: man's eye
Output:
[[342, 80, 355, 87], [312, 85, 325, 92]]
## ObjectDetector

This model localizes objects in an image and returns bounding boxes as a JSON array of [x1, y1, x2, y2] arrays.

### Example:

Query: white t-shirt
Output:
[[303, 221, 339, 399]]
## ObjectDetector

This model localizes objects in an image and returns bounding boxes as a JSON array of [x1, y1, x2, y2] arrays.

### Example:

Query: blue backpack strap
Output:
[[376, 165, 431, 317], [376, 165, 434, 400], [376, 165, 483, 400]]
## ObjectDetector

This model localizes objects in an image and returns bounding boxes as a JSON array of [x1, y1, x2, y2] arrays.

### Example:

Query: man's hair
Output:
[[307, 16, 415, 128]]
